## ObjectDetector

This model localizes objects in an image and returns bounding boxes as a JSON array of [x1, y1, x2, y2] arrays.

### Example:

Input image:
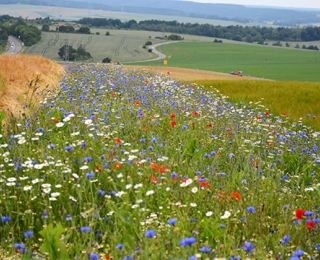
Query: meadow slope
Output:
[[0, 57, 319, 259]]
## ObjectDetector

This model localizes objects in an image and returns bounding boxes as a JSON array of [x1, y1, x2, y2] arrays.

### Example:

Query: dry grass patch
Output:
[[124, 66, 252, 81], [0, 54, 64, 122]]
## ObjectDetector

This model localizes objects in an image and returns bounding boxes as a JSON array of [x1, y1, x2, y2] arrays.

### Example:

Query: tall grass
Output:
[[193, 79, 320, 130], [0, 54, 64, 126], [0, 61, 319, 259]]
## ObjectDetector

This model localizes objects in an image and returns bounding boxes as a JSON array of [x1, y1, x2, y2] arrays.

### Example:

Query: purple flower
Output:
[[42, 210, 48, 219], [86, 172, 95, 178], [180, 237, 197, 247], [281, 235, 290, 244], [145, 229, 156, 237], [242, 241, 255, 252], [168, 218, 177, 226], [66, 214, 72, 221], [80, 226, 91, 232], [304, 211, 314, 217], [247, 206, 256, 213], [122, 256, 133, 260], [199, 246, 212, 253]]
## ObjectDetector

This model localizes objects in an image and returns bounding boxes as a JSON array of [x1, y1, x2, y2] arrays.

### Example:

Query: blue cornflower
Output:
[[49, 143, 56, 149], [289, 257, 300, 260], [89, 253, 99, 260], [42, 210, 48, 219], [66, 214, 72, 221], [116, 243, 124, 249], [82, 142, 87, 148], [86, 172, 95, 178], [168, 218, 177, 226], [199, 246, 212, 253], [2, 216, 11, 222], [242, 241, 255, 252], [189, 256, 197, 260], [98, 189, 106, 196], [80, 226, 91, 232], [219, 224, 226, 229], [145, 229, 156, 237], [84, 157, 93, 162], [24, 231, 33, 238], [20, 248, 28, 253], [304, 211, 314, 217], [14, 243, 25, 249], [179, 237, 197, 247], [294, 249, 304, 257], [65, 145, 73, 152], [122, 256, 133, 260], [230, 256, 241, 260], [151, 138, 157, 143], [182, 125, 188, 130], [280, 235, 290, 244], [247, 206, 256, 213], [229, 153, 235, 158]]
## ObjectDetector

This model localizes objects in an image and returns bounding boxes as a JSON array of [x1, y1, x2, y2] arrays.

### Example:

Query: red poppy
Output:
[[170, 113, 176, 118], [207, 123, 213, 128], [151, 163, 159, 171], [296, 209, 306, 220], [282, 111, 287, 116], [231, 191, 241, 201], [227, 131, 232, 136], [151, 175, 158, 183], [52, 117, 60, 123], [191, 122, 195, 129], [111, 92, 116, 97], [159, 164, 168, 173], [306, 220, 316, 231], [200, 181, 211, 188], [135, 100, 141, 105], [167, 71, 170, 75], [192, 85, 195, 89], [115, 137, 122, 143], [193, 111, 199, 116], [171, 121, 177, 127], [145, 80, 149, 84], [265, 111, 270, 115], [115, 162, 122, 169], [257, 115, 262, 119]]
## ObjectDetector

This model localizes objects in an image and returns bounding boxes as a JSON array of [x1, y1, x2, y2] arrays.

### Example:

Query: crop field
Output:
[[0, 56, 320, 259], [25, 31, 166, 63], [136, 42, 320, 82], [0, 4, 269, 26]]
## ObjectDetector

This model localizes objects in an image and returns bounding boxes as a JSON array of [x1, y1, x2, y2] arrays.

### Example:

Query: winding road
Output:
[[7, 36, 23, 54]]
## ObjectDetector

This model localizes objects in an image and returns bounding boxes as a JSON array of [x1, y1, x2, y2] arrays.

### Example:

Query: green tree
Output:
[[42, 24, 50, 32], [78, 26, 90, 34], [102, 57, 111, 63]]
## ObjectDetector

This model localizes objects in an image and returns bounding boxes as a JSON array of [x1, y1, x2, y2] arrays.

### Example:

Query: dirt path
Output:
[[124, 66, 252, 81]]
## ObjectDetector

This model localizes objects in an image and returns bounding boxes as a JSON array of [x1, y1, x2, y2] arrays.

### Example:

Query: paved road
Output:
[[129, 41, 180, 63], [7, 36, 23, 54]]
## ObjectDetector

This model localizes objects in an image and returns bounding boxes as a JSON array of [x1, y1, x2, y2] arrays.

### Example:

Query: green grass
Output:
[[135, 42, 320, 81], [0, 64, 319, 259]]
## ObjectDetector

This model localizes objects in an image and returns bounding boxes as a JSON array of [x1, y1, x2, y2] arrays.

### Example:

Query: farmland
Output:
[[135, 42, 320, 82], [25, 31, 166, 62]]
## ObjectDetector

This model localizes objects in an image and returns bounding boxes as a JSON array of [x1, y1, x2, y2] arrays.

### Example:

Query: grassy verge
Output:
[[192, 79, 320, 130]]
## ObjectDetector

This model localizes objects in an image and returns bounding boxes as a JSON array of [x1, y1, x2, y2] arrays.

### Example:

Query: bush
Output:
[[145, 41, 152, 46], [148, 49, 152, 52], [96, 32, 100, 35], [106, 31, 110, 36], [102, 57, 111, 63]]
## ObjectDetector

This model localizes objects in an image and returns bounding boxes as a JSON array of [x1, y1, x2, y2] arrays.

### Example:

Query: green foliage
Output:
[[58, 44, 91, 61], [59, 25, 75, 33], [167, 34, 183, 41], [78, 26, 90, 34], [145, 41, 152, 45], [41, 24, 49, 32], [102, 57, 111, 63], [39, 223, 70, 260]]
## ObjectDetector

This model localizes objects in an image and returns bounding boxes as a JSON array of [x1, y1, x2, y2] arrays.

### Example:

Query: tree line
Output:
[[78, 18, 320, 43], [0, 15, 41, 47]]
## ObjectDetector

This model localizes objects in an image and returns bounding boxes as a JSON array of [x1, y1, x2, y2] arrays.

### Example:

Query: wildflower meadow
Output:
[[0, 64, 319, 260]]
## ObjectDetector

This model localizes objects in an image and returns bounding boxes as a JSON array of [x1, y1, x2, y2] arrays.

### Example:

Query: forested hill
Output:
[[1, 0, 320, 26]]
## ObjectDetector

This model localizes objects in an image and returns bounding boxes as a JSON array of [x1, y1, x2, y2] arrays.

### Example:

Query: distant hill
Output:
[[1, 0, 320, 26]]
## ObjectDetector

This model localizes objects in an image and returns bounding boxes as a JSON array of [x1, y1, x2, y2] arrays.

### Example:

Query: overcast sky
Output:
[[182, 0, 320, 9]]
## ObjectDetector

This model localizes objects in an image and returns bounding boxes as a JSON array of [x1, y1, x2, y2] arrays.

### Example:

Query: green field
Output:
[[136, 42, 320, 81], [25, 31, 166, 62]]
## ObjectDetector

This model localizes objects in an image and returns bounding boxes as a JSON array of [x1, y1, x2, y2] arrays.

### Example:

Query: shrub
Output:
[[102, 57, 111, 63]]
